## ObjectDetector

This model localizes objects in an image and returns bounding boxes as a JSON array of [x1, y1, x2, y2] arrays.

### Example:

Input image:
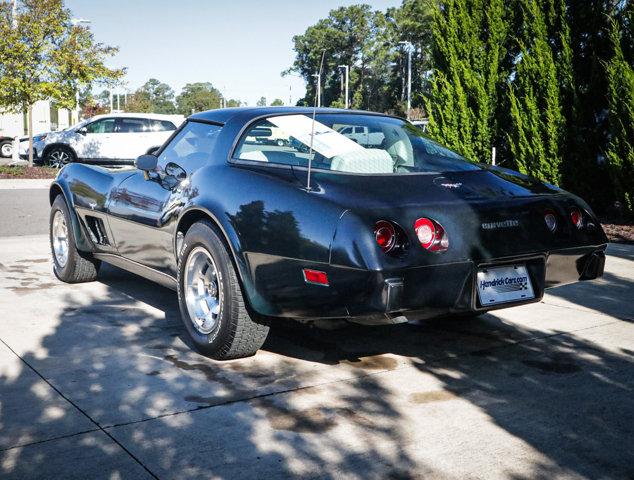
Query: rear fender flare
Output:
[[175, 206, 269, 315]]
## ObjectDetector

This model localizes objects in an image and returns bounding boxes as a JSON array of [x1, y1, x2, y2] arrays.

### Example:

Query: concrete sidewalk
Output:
[[0, 178, 52, 190], [0, 237, 633, 479]]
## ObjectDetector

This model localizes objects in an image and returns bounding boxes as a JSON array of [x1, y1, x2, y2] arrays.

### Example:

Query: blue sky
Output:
[[65, 0, 401, 106]]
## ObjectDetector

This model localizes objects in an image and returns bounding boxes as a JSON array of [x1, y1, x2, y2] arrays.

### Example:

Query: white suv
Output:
[[20, 113, 185, 167]]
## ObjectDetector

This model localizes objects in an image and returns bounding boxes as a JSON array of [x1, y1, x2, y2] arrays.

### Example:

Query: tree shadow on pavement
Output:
[[0, 262, 422, 479], [1, 256, 633, 479]]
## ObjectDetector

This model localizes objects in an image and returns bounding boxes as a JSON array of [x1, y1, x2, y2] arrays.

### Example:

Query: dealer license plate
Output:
[[476, 264, 535, 306]]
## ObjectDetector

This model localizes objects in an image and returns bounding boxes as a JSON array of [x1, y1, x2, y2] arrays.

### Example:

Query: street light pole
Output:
[[399, 41, 413, 120], [338, 65, 349, 109], [311, 73, 321, 108]]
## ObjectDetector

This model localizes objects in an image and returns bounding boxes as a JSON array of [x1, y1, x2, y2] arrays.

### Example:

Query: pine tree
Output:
[[604, 16, 634, 213], [506, 0, 565, 184], [424, 0, 508, 162]]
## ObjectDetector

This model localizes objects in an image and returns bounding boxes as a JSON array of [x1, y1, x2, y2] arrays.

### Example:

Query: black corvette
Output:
[[49, 107, 607, 359]]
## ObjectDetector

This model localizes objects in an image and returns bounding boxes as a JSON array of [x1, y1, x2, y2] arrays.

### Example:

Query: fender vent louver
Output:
[[85, 216, 110, 246]]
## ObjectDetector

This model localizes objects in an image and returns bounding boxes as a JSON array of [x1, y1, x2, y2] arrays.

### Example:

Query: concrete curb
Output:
[[0, 178, 53, 190]]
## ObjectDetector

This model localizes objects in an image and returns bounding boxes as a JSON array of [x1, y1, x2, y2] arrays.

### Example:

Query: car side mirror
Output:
[[77, 127, 87, 135], [135, 154, 158, 180]]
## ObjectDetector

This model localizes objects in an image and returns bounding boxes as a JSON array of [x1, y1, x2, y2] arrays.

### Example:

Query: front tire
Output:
[[177, 220, 269, 359], [45, 146, 74, 168], [50, 195, 100, 283]]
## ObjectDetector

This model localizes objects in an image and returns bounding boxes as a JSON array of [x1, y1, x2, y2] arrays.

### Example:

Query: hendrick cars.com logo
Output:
[[480, 274, 529, 293]]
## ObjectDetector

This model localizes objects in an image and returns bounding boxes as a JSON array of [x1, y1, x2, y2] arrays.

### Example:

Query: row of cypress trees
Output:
[[425, 0, 633, 214]]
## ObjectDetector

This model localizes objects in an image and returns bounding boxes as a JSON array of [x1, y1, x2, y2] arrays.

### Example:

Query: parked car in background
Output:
[[245, 124, 288, 147], [0, 112, 23, 159], [20, 113, 184, 167], [336, 124, 384, 147], [410, 119, 429, 132], [49, 107, 607, 360]]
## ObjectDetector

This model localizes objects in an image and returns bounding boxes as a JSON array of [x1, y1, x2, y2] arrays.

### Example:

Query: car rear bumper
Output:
[[254, 244, 607, 322]]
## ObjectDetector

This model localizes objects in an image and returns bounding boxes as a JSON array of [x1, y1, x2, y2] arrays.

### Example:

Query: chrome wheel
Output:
[[47, 149, 71, 168], [184, 246, 223, 335], [0, 142, 12, 157], [52, 210, 69, 268]]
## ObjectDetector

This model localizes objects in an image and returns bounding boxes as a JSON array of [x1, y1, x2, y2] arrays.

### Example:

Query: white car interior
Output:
[[235, 113, 476, 174]]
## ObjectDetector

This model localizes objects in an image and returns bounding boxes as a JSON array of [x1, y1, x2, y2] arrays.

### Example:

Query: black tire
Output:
[[50, 195, 100, 283], [0, 140, 12, 158], [45, 145, 75, 168], [177, 220, 269, 360]]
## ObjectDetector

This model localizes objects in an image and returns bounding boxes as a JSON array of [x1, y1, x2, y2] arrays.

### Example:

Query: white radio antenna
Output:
[[307, 50, 325, 192]]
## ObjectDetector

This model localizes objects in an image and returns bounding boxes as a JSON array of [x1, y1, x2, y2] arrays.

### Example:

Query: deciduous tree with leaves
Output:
[[175, 82, 222, 115], [0, 0, 123, 165], [124, 78, 175, 114]]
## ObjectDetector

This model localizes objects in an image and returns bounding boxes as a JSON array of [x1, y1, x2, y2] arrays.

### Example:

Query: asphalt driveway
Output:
[[1, 234, 633, 479]]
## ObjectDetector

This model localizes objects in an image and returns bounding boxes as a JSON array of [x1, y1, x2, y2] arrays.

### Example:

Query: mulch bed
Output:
[[0, 166, 58, 179], [601, 222, 634, 245]]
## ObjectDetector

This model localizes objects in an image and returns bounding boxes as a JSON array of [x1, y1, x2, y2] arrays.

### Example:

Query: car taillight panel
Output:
[[544, 209, 558, 232], [374, 220, 409, 256], [570, 208, 583, 229], [374, 220, 397, 253], [414, 217, 448, 252]]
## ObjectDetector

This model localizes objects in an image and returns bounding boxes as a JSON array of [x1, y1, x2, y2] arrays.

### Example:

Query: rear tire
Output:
[[0, 140, 12, 158], [50, 195, 100, 283], [177, 220, 269, 359]]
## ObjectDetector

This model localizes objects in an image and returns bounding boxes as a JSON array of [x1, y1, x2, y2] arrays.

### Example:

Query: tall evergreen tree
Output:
[[506, 0, 565, 184], [424, 0, 508, 162], [604, 16, 634, 212]]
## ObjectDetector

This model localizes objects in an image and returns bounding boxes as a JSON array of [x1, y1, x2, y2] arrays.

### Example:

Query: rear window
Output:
[[117, 118, 147, 133], [149, 120, 176, 132], [234, 114, 479, 174]]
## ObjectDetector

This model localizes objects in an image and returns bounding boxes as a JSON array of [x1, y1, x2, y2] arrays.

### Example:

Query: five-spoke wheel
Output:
[[177, 220, 269, 359]]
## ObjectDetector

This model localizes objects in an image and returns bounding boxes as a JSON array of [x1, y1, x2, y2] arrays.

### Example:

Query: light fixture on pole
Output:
[[399, 41, 413, 120], [338, 65, 349, 109], [71, 18, 91, 26]]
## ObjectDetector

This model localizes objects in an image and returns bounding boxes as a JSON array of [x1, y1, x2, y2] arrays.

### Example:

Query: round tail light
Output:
[[374, 220, 397, 253], [414, 217, 448, 252], [570, 209, 583, 229], [544, 210, 557, 232]]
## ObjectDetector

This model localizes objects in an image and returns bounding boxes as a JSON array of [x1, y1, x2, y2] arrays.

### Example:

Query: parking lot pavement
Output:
[[0, 187, 50, 237], [0, 236, 633, 479]]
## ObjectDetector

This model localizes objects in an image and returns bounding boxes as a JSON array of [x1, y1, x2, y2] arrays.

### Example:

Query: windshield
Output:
[[235, 113, 480, 174], [68, 118, 92, 131]]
